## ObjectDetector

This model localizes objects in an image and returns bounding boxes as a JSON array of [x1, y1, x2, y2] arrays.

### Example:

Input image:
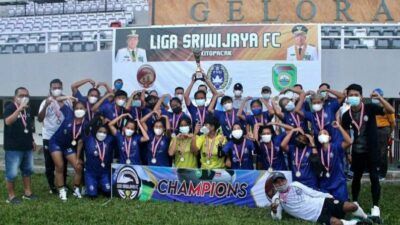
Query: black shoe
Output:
[[22, 194, 38, 201], [356, 218, 373, 225], [6, 197, 22, 205], [49, 187, 58, 195], [368, 216, 382, 224]]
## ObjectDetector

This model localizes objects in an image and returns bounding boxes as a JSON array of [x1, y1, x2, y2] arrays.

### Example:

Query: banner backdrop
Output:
[[112, 24, 321, 96], [111, 164, 292, 207]]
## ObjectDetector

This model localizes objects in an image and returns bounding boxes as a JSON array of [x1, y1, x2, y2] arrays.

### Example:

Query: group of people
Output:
[[4, 74, 395, 225]]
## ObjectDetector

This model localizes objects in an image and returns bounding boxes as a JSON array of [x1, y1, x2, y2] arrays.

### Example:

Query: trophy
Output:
[[193, 48, 204, 81]]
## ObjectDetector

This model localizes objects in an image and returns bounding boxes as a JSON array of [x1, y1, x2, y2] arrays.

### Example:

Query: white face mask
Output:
[[154, 128, 163, 136], [74, 109, 86, 118], [17, 97, 29, 105], [200, 126, 209, 135], [234, 90, 242, 97], [312, 103, 323, 112], [176, 94, 183, 101], [223, 102, 233, 111], [96, 132, 107, 142], [51, 88, 62, 97], [116, 99, 126, 107], [261, 134, 272, 143], [320, 91, 327, 98], [262, 93, 271, 99], [88, 96, 98, 104], [371, 99, 380, 105], [274, 183, 289, 193], [231, 129, 243, 139], [195, 99, 206, 107], [285, 101, 295, 112], [179, 126, 190, 134], [318, 134, 330, 144], [125, 129, 134, 137]]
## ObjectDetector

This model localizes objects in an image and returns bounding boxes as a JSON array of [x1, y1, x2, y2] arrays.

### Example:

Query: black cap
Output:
[[261, 86, 271, 93], [271, 172, 286, 183], [292, 25, 308, 35], [233, 83, 243, 91]]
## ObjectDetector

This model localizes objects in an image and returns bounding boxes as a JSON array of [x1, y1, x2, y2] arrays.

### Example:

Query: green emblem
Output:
[[272, 64, 297, 91]]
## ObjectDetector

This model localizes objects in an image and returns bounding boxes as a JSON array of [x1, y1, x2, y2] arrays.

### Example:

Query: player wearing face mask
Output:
[[83, 120, 114, 199], [49, 99, 88, 201], [184, 74, 218, 130], [220, 123, 255, 170], [253, 123, 292, 171], [168, 117, 198, 168], [270, 172, 372, 225], [108, 113, 149, 165], [71, 79, 113, 122], [140, 111, 172, 166], [317, 122, 352, 201], [92, 90, 128, 127], [281, 128, 319, 189], [208, 93, 245, 138], [192, 115, 227, 169]]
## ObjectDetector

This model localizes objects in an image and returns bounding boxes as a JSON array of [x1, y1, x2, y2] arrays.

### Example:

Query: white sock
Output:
[[341, 219, 358, 225], [353, 202, 368, 219]]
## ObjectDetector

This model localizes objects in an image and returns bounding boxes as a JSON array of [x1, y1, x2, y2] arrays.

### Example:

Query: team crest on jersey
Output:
[[207, 64, 231, 91], [272, 64, 297, 91], [363, 115, 369, 122], [115, 166, 141, 199]]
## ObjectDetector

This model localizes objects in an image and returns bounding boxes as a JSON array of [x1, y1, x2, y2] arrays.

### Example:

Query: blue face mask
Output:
[[114, 82, 123, 90], [252, 108, 262, 116], [347, 96, 361, 106], [132, 100, 141, 107]]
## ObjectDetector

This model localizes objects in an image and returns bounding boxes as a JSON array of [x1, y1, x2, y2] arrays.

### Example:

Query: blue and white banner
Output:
[[111, 164, 292, 207]]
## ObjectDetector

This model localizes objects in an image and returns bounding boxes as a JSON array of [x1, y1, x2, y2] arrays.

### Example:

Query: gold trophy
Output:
[[193, 48, 204, 81]]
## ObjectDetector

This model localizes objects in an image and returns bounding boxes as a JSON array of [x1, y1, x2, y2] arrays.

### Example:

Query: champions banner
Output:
[[111, 164, 292, 207], [112, 24, 321, 96]]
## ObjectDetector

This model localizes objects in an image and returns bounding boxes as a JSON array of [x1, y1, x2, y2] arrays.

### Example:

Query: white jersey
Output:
[[271, 182, 332, 222], [39, 98, 72, 140], [286, 45, 318, 61], [115, 47, 147, 63]]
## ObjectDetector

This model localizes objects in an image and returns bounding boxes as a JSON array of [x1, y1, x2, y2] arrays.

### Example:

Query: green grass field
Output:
[[0, 173, 399, 225]]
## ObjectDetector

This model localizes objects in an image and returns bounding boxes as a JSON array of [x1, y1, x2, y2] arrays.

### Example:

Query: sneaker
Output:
[[379, 177, 385, 182], [371, 206, 380, 217], [49, 187, 58, 195], [59, 187, 67, 201], [22, 194, 38, 201], [6, 197, 22, 205], [352, 202, 368, 219], [73, 187, 82, 199]]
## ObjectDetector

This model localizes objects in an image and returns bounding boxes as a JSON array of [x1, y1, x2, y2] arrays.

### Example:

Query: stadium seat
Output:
[[84, 42, 96, 51], [72, 42, 84, 52], [38, 44, 46, 53], [322, 39, 331, 49], [345, 38, 360, 47], [13, 44, 26, 53], [391, 39, 400, 49], [26, 44, 39, 53], [368, 29, 381, 36], [376, 39, 390, 49], [60, 43, 72, 52], [332, 39, 341, 49], [1, 45, 13, 54], [382, 29, 396, 36]]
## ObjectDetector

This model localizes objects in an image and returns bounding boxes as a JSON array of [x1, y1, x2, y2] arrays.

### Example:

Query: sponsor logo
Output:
[[137, 64, 156, 88], [207, 64, 232, 91], [272, 64, 297, 91], [116, 166, 141, 199]]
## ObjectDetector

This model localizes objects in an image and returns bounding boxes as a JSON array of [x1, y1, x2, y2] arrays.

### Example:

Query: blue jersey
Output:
[[162, 108, 191, 135], [288, 145, 318, 189], [129, 106, 144, 121], [304, 99, 339, 137], [222, 138, 254, 170], [256, 134, 287, 171], [84, 135, 114, 173], [318, 141, 346, 190], [49, 105, 88, 150], [214, 109, 244, 137], [99, 100, 126, 123], [245, 112, 272, 130], [74, 90, 97, 121], [115, 131, 142, 165], [187, 103, 209, 128], [146, 133, 171, 167], [283, 111, 308, 132]]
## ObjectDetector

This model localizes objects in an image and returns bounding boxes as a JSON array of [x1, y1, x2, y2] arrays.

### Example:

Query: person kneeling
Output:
[[270, 172, 372, 225]]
